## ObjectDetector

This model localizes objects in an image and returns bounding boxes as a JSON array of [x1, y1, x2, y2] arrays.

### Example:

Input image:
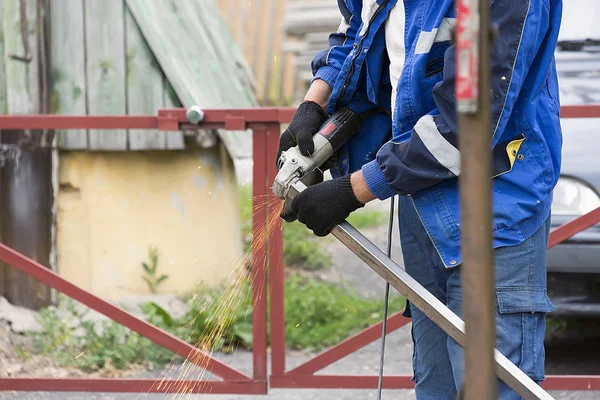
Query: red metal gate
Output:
[[1, 105, 600, 393], [0, 108, 294, 394]]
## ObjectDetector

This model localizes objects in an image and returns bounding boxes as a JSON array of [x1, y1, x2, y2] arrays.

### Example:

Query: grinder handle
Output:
[[315, 108, 364, 153]]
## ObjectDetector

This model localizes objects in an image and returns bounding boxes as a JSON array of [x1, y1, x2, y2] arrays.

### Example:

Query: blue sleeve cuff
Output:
[[311, 65, 339, 89], [362, 159, 397, 201]]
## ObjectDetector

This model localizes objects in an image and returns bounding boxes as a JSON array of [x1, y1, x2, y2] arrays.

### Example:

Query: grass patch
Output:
[[30, 299, 176, 371], [284, 276, 405, 350], [29, 292, 253, 372], [283, 222, 332, 270], [27, 278, 405, 370], [347, 209, 387, 229]]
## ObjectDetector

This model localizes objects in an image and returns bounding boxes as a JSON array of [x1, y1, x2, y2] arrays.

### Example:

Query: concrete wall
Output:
[[56, 145, 242, 298]]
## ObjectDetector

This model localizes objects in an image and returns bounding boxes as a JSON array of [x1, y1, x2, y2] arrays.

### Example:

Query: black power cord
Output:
[[377, 195, 396, 400]]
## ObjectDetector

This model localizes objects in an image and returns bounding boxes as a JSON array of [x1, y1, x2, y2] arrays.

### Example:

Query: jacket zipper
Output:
[[335, 0, 390, 109]]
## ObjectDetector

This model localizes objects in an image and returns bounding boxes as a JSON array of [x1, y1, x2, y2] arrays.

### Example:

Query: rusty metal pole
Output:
[[456, 0, 496, 399]]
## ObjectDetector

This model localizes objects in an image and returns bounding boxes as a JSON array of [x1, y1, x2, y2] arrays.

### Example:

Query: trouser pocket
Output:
[[495, 287, 556, 382]]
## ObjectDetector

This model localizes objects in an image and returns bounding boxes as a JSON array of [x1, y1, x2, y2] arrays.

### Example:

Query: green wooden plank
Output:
[[85, 0, 127, 150], [125, 0, 258, 158], [163, 76, 184, 150], [170, 1, 235, 106], [0, 0, 6, 114], [184, 0, 256, 159], [125, 8, 165, 150], [51, 0, 87, 149], [185, 0, 257, 158], [193, 0, 256, 98], [175, 0, 256, 106], [3, 0, 38, 114], [25, 0, 38, 112], [125, 1, 193, 105]]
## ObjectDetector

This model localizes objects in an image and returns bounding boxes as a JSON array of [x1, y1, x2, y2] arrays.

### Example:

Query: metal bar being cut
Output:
[[287, 182, 553, 400]]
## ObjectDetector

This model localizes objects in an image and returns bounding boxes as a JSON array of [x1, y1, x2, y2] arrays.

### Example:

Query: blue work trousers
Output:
[[398, 195, 555, 399]]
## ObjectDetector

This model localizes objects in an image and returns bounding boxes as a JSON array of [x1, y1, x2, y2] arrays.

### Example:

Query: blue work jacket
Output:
[[311, 0, 563, 267]]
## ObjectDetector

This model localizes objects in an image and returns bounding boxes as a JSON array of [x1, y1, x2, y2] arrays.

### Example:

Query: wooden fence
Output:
[[217, 0, 292, 105], [216, 0, 340, 105], [1, 0, 342, 115]]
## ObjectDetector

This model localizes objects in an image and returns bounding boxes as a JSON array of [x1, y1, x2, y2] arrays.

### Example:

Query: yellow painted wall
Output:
[[57, 145, 242, 298]]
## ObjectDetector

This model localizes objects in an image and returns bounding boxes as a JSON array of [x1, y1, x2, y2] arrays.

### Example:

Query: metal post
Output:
[[266, 123, 287, 377], [251, 126, 269, 391], [456, 0, 496, 399]]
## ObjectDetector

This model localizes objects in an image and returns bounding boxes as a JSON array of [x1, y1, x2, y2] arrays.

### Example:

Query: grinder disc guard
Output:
[[279, 169, 323, 221]]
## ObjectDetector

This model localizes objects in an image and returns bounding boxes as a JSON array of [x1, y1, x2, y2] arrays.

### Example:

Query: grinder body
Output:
[[272, 108, 364, 202]]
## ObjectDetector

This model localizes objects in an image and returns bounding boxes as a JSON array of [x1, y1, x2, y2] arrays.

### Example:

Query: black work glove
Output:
[[290, 175, 365, 237], [276, 100, 328, 166]]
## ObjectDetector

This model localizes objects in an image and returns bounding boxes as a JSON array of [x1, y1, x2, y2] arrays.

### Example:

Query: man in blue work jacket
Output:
[[278, 0, 563, 398]]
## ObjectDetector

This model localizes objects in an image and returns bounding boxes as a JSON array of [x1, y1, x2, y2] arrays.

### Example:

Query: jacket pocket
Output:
[[431, 187, 461, 240], [492, 134, 525, 178], [424, 57, 444, 79]]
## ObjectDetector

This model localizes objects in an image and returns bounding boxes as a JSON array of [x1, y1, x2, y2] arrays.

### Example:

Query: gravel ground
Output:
[[1, 208, 598, 399]]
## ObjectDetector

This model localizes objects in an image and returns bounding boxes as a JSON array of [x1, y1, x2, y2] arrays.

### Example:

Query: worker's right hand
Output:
[[276, 100, 328, 166]]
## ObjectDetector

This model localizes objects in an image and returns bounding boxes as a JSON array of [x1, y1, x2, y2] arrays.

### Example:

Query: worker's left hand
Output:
[[290, 175, 365, 237]]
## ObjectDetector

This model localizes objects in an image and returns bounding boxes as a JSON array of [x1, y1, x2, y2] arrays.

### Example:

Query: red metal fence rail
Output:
[[0, 108, 294, 394], [0, 104, 600, 393]]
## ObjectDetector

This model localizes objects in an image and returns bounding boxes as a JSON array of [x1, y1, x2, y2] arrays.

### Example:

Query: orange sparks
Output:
[[157, 196, 284, 399]]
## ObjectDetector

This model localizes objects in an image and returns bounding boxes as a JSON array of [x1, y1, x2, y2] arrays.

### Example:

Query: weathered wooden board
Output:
[[178, 0, 256, 157], [85, 0, 127, 150], [163, 77, 185, 150], [253, 0, 275, 101], [195, 0, 256, 98], [267, 0, 285, 103], [284, 2, 340, 37], [168, 0, 238, 106], [25, 0, 39, 113], [283, 51, 296, 104], [126, 0, 257, 158], [0, 0, 6, 114], [125, 8, 165, 150], [50, 0, 87, 149], [282, 0, 342, 103], [3, 0, 39, 114], [246, 0, 260, 69], [216, 0, 296, 105]]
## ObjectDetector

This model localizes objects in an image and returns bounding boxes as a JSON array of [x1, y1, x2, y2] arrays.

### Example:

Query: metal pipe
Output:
[[288, 181, 553, 400], [456, 0, 496, 398]]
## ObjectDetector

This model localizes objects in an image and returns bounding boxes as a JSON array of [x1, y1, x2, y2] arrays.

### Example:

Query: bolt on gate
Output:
[[0, 105, 600, 396]]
